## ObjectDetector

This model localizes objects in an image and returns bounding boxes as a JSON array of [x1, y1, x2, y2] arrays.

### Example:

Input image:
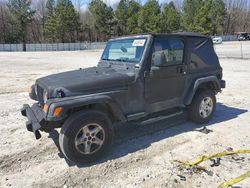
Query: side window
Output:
[[151, 38, 184, 66]]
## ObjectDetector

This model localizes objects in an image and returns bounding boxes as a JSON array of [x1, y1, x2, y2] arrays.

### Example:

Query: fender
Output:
[[185, 76, 221, 105], [46, 94, 126, 122]]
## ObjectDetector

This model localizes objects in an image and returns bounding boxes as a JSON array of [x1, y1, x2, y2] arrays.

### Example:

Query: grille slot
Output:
[[36, 85, 44, 105]]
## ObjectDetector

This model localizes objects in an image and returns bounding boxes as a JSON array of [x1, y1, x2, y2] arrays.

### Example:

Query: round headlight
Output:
[[43, 90, 48, 103]]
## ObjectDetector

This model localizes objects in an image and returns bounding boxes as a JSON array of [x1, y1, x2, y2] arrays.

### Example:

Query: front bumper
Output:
[[21, 104, 46, 139]]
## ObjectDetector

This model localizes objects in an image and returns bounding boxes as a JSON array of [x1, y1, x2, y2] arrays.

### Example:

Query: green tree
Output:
[[127, 0, 141, 34], [115, 0, 128, 35], [210, 0, 225, 35], [182, 0, 213, 34], [182, 0, 199, 32], [46, 0, 55, 15], [195, 0, 213, 34], [138, 0, 161, 33], [56, 0, 80, 42], [89, 0, 115, 41], [8, 0, 35, 51], [161, 1, 181, 33], [0, 3, 20, 43], [44, 0, 80, 42], [44, 14, 57, 42]]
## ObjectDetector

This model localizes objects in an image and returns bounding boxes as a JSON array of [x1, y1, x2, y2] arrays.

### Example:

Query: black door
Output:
[[145, 37, 187, 110]]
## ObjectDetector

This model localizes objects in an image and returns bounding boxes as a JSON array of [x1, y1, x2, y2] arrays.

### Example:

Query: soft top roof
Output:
[[152, 32, 207, 38], [110, 32, 209, 41]]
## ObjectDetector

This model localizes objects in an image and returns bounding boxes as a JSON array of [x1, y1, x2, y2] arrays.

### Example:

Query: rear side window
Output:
[[152, 38, 184, 66], [191, 37, 219, 66]]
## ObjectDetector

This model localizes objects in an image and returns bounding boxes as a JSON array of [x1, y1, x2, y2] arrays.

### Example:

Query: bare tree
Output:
[[224, 0, 250, 34], [173, 0, 183, 11], [74, 0, 87, 12], [33, 0, 47, 42]]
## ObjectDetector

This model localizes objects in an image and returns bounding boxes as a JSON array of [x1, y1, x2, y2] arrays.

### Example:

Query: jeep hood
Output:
[[36, 66, 135, 97]]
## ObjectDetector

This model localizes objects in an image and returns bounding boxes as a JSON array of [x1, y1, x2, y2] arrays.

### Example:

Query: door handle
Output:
[[176, 66, 186, 74], [176, 66, 183, 73]]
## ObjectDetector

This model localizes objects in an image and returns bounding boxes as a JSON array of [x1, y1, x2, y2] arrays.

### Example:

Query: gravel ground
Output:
[[0, 46, 250, 188]]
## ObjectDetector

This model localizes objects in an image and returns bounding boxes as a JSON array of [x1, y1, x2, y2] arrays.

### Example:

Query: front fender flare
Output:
[[46, 95, 126, 122]]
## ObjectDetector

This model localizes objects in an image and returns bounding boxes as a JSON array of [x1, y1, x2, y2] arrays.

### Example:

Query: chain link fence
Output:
[[214, 41, 250, 59], [213, 35, 238, 41], [1, 40, 250, 59], [0, 42, 106, 52]]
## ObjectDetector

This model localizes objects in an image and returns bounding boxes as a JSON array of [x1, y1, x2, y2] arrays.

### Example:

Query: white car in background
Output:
[[212, 36, 223, 44]]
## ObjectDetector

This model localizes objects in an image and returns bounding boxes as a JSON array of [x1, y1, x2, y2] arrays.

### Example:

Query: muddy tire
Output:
[[188, 90, 216, 124], [59, 110, 113, 163]]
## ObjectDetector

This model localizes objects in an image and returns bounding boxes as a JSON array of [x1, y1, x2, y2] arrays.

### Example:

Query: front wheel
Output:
[[188, 90, 216, 124], [59, 110, 113, 163]]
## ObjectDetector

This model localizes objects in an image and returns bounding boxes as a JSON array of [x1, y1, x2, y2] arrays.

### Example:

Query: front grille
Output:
[[36, 85, 44, 105]]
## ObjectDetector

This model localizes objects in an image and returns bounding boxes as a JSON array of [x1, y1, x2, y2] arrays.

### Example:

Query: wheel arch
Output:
[[184, 76, 220, 105], [48, 95, 126, 123]]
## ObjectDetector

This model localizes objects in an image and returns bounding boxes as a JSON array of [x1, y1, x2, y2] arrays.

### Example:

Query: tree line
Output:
[[0, 0, 250, 46]]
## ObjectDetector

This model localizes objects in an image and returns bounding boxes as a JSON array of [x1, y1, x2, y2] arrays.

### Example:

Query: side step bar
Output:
[[127, 112, 146, 121], [140, 110, 183, 125], [126, 108, 184, 123]]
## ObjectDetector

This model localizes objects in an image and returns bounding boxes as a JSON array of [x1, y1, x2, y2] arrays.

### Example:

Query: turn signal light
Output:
[[43, 104, 49, 113], [53, 107, 63, 117]]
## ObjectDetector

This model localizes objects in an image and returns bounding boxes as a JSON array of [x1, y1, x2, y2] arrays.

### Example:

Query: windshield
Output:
[[101, 38, 147, 63]]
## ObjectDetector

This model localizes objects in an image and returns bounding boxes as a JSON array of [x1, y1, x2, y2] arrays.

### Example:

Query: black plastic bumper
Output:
[[21, 104, 46, 139], [221, 80, 226, 88]]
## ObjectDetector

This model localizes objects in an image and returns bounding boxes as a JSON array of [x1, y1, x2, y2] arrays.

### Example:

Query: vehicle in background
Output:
[[237, 32, 250, 41], [212, 36, 223, 44]]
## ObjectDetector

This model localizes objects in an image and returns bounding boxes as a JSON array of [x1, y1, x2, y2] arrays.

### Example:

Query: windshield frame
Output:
[[101, 36, 150, 64]]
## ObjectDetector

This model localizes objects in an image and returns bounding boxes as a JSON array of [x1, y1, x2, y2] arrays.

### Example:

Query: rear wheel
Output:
[[188, 90, 216, 124], [59, 110, 113, 163]]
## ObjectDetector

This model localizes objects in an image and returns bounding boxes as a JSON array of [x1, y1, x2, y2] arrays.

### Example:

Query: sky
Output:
[[4, 0, 249, 12], [78, 0, 174, 11], [102, 0, 172, 6]]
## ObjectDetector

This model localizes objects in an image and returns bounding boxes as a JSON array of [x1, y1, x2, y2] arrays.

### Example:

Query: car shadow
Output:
[[48, 103, 248, 167]]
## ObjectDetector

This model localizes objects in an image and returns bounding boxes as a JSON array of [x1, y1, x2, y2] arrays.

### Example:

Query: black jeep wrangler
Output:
[[21, 33, 225, 163]]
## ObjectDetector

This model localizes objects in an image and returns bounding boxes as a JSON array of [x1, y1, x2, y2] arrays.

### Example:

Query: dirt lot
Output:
[[0, 44, 250, 188]]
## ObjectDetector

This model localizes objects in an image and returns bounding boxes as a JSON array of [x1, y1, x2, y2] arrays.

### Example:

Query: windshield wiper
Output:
[[115, 58, 137, 63], [102, 58, 123, 62], [102, 58, 112, 61], [115, 58, 127, 62]]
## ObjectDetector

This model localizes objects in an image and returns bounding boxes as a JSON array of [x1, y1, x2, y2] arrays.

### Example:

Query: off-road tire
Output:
[[59, 110, 113, 163], [188, 90, 216, 124]]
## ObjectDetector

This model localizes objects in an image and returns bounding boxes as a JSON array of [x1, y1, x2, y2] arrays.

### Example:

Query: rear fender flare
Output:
[[185, 76, 220, 105]]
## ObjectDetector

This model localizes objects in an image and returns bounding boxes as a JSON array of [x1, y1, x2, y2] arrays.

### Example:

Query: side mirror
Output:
[[134, 64, 140, 69]]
